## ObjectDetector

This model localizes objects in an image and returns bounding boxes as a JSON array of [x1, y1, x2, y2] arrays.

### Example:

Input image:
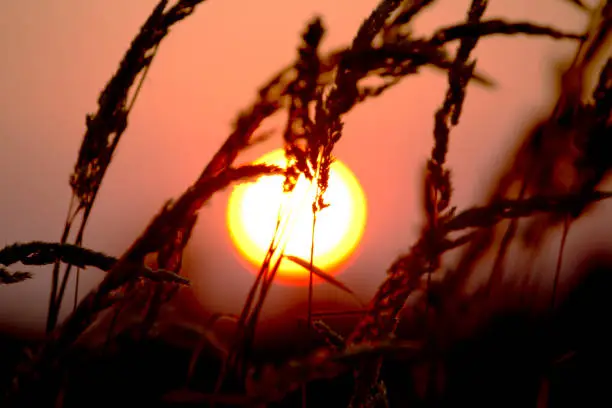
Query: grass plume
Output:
[[2, 1, 612, 407]]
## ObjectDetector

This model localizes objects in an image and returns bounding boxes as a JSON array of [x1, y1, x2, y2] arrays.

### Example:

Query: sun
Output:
[[226, 148, 367, 285]]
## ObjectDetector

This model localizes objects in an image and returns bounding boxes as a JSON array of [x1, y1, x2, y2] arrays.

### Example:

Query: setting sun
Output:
[[226, 149, 367, 285]]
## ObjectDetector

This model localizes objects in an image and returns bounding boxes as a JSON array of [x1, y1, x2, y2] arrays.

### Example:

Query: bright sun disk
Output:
[[226, 148, 367, 285]]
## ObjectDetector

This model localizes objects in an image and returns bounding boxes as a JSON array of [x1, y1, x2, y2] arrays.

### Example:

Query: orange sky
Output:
[[1, 0, 610, 334]]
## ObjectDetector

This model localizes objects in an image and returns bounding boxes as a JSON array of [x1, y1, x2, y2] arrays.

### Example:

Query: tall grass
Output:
[[1, 0, 611, 407]]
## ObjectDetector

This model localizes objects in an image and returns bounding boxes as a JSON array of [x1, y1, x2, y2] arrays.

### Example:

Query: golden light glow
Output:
[[226, 148, 367, 285]]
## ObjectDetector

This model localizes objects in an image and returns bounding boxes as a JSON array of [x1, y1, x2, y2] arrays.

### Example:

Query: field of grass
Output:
[[1, 0, 611, 407]]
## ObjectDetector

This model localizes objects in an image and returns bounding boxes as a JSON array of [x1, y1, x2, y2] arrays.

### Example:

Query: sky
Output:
[[1, 0, 610, 336]]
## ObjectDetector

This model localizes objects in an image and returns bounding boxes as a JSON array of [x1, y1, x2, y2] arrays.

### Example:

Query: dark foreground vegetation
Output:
[[1, 0, 611, 407]]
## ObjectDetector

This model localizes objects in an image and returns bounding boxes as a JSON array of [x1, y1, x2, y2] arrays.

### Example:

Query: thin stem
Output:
[[551, 214, 570, 311], [308, 212, 316, 333], [46, 195, 77, 333], [73, 267, 80, 310], [303, 149, 324, 408]]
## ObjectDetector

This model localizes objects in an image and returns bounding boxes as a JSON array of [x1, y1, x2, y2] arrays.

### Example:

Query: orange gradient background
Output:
[[1, 0, 611, 335]]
